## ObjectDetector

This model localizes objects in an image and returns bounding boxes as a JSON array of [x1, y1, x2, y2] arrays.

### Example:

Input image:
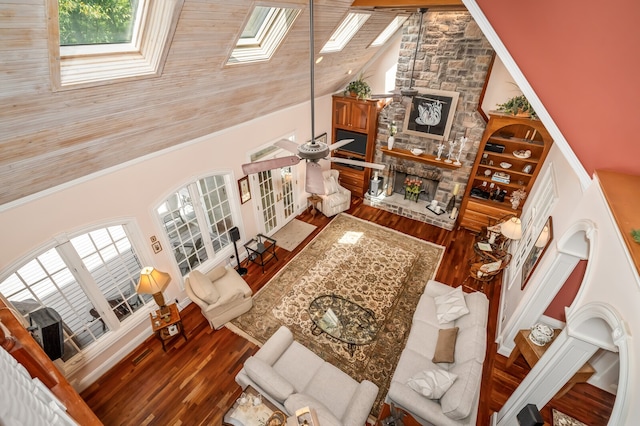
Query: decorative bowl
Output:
[[410, 148, 424, 156], [513, 150, 532, 159], [500, 162, 512, 169], [529, 323, 554, 346]]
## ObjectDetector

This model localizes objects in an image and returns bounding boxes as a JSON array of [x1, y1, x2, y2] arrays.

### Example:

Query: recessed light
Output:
[[315, 56, 323, 64]]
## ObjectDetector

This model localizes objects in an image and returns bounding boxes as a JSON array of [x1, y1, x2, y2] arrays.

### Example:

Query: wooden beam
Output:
[[351, 0, 465, 10]]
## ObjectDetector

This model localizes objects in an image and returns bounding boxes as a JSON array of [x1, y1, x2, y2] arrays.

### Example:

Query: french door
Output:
[[253, 162, 297, 235]]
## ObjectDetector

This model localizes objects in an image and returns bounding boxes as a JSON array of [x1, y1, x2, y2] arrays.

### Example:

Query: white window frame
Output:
[[0, 220, 154, 375], [227, 5, 301, 65], [46, 0, 184, 91], [156, 172, 243, 280], [370, 15, 408, 47], [320, 12, 370, 54]]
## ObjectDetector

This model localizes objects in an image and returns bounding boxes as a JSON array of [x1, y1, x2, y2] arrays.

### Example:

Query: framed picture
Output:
[[403, 88, 459, 141], [521, 216, 553, 290], [238, 176, 251, 204]]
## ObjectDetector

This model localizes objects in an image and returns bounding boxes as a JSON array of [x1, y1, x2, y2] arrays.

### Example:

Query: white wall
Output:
[[0, 95, 333, 389]]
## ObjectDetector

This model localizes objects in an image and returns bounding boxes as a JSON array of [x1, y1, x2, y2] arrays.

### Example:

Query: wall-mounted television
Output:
[[334, 129, 367, 157]]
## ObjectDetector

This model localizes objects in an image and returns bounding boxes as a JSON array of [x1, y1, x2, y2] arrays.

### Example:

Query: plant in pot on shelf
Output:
[[344, 73, 371, 100], [497, 94, 537, 119]]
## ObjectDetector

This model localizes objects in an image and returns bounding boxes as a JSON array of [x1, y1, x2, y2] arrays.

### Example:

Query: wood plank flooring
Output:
[[80, 199, 615, 425]]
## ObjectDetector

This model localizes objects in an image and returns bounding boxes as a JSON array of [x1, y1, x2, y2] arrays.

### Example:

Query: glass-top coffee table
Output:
[[308, 294, 377, 356]]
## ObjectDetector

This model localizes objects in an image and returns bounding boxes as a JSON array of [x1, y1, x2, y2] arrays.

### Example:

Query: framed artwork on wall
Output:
[[521, 216, 553, 290], [403, 88, 459, 141], [238, 176, 251, 204]]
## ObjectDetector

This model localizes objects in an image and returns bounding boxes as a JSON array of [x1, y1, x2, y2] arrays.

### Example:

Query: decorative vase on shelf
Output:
[[387, 136, 395, 150]]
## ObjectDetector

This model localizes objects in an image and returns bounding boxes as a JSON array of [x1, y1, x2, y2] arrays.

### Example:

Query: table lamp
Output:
[[500, 216, 522, 249], [136, 267, 171, 319]]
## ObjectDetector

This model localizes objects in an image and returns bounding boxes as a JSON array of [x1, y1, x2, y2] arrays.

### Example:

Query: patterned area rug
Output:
[[228, 213, 445, 415], [552, 409, 587, 426]]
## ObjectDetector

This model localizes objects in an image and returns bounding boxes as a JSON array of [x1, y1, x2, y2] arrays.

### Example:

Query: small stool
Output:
[[307, 194, 323, 217]]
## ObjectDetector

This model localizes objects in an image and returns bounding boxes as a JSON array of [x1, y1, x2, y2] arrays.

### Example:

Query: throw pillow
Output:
[[188, 270, 220, 304], [325, 175, 340, 195], [432, 327, 459, 363], [434, 286, 470, 324], [407, 368, 458, 399]]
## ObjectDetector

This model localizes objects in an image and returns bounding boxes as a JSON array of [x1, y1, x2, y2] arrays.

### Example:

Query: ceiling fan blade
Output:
[[242, 156, 301, 175], [305, 161, 325, 194], [274, 139, 300, 154], [329, 139, 354, 151], [330, 157, 385, 170]]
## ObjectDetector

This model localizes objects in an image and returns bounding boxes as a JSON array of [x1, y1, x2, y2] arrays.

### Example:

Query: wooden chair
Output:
[[468, 252, 512, 283]]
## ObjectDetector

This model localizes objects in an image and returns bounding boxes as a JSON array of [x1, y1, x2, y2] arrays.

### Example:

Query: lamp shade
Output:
[[136, 267, 171, 295], [535, 226, 550, 248], [501, 217, 522, 240]]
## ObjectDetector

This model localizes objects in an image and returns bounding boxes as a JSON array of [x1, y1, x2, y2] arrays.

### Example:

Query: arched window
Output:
[[157, 173, 239, 276], [0, 224, 152, 367]]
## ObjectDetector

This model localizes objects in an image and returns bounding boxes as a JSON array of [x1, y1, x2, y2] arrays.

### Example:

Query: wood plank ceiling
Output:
[[0, 0, 464, 206]]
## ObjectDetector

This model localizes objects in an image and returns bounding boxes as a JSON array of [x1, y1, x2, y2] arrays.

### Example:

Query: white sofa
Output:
[[236, 326, 379, 426], [185, 266, 253, 329], [386, 280, 489, 425], [319, 169, 351, 216]]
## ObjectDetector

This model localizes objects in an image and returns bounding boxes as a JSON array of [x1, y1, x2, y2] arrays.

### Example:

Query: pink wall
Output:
[[476, 0, 640, 176], [544, 260, 587, 322]]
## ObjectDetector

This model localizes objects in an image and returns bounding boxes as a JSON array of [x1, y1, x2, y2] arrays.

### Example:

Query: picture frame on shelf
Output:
[[238, 176, 251, 204], [522, 216, 553, 290], [403, 88, 459, 141]]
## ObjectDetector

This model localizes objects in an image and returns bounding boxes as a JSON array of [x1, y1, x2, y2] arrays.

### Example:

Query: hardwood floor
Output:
[[80, 199, 615, 425]]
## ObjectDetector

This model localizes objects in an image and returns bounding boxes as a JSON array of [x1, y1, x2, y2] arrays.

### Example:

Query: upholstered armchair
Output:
[[185, 266, 253, 329], [319, 169, 351, 217]]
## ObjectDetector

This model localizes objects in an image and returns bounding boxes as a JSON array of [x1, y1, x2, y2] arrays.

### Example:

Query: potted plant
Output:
[[344, 73, 371, 100], [497, 94, 537, 119]]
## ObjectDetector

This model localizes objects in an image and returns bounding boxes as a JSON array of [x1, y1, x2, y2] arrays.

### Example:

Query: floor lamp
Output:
[[230, 226, 247, 276]]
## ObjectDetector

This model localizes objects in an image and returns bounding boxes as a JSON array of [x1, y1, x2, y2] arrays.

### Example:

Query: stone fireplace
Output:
[[363, 9, 493, 231], [391, 165, 442, 201]]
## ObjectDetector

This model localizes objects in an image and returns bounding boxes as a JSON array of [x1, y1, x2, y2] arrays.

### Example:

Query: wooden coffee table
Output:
[[223, 386, 283, 426]]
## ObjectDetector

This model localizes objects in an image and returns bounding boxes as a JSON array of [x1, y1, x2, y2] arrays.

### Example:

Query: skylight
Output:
[[227, 6, 301, 64], [48, 0, 184, 90], [370, 15, 408, 47], [320, 12, 370, 54]]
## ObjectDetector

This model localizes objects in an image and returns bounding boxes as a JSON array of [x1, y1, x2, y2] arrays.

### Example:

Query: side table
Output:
[[506, 329, 595, 399], [223, 385, 282, 426], [244, 234, 278, 273], [150, 303, 187, 352], [307, 194, 323, 217]]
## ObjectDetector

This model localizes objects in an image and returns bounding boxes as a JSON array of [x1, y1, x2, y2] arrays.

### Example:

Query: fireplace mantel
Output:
[[380, 147, 461, 170]]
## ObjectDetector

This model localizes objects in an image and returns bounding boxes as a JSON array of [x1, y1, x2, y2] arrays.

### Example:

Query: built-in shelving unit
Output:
[[459, 112, 553, 232]]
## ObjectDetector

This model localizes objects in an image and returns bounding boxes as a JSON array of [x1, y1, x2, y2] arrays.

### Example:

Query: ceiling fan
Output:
[[400, 8, 428, 98], [241, 0, 385, 195]]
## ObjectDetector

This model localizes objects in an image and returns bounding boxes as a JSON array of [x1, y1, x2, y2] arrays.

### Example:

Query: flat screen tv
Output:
[[334, 129, 367, 157]]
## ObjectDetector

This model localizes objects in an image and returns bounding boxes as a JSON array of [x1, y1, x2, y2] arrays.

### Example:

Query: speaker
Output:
[[517, 404, 543, 426], [229, 227, 247, 276], [29, 307, 64, 361]]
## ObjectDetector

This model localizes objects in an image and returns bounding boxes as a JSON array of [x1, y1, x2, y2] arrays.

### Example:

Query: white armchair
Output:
[[185, 266, 253, 329], [319, 169, 351, 217]]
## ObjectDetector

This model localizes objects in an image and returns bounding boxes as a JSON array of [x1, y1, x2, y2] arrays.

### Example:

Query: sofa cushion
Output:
[[284, 393, 340, 426], [188, 270, 220, 304], [301, 362, 359, 419], [434, 286, 469, 324], [273, 341, 324, 393], [432, 327, 459, 363], [407, 368, 458, 399], [244, 357, 295, 403], [440, 359, 483, 420]]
